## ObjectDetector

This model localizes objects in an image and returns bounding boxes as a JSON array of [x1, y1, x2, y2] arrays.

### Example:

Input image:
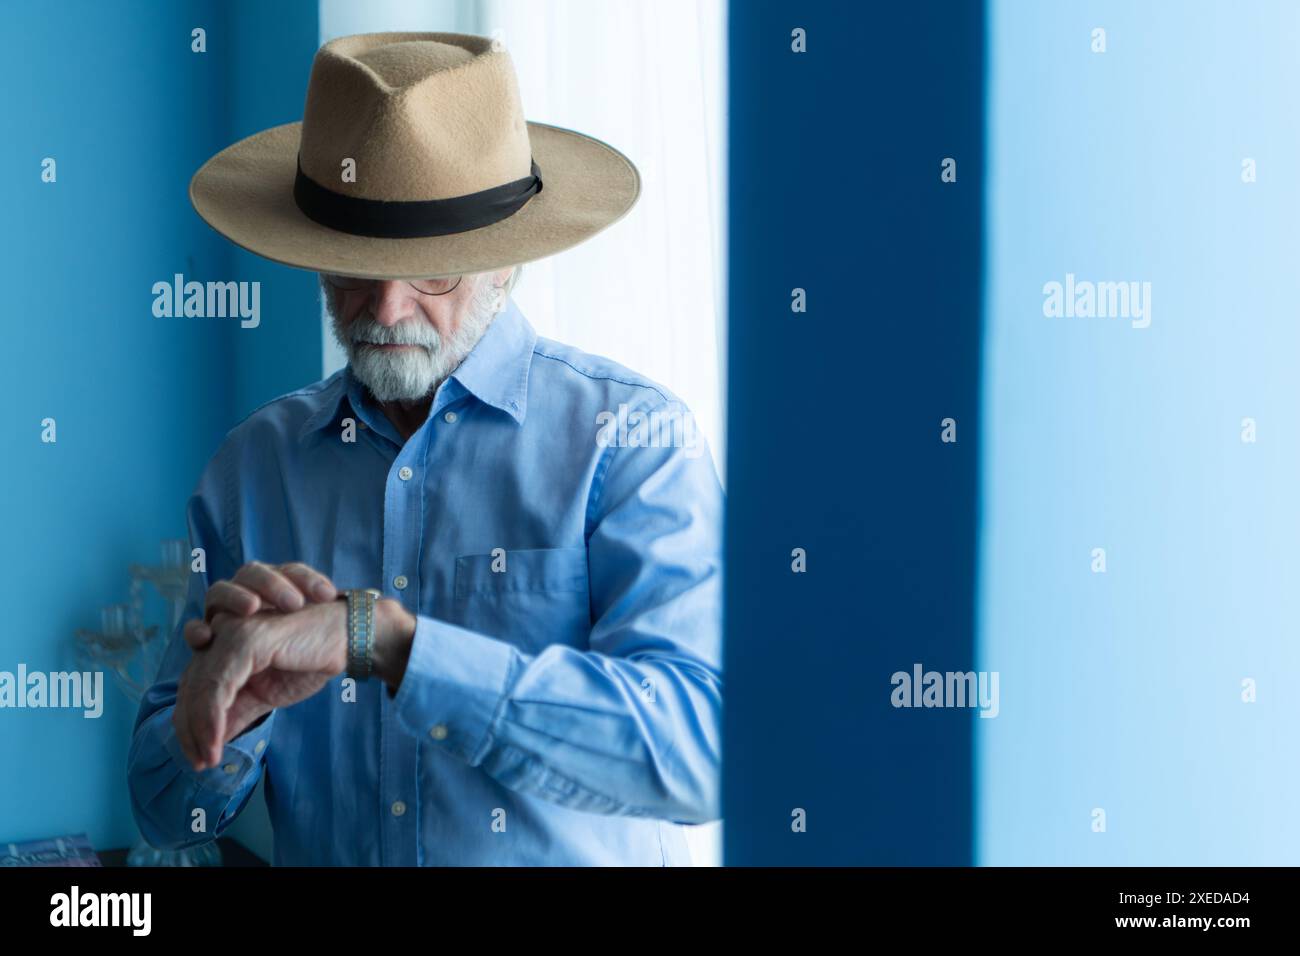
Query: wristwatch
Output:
[[344, 588, 382, 680]]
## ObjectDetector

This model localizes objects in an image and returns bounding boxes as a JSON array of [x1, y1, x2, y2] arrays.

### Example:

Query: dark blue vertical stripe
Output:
[[724, 0, 986, 865]]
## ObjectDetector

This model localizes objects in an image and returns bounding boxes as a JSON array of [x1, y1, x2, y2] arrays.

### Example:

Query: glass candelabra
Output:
[[74, 538, 222, 867]]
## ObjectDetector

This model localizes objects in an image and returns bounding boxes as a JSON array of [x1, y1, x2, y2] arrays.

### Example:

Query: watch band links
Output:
[[345, 588, 382, 680]]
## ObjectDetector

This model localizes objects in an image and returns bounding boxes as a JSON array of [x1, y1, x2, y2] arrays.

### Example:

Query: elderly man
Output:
[[126, 32, 722, 866]]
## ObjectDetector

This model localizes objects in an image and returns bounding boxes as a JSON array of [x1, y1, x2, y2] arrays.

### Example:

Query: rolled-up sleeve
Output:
[[393, 399, 724, 824]]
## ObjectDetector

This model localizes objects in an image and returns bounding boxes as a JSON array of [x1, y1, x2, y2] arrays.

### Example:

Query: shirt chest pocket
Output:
[[450, 547, 592, 652]]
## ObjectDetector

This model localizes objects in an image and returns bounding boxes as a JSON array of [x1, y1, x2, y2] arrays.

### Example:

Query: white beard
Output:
[[325, 276, 501, 402]]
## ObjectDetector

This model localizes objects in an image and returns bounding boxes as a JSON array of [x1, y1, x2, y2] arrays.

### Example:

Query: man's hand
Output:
[[172, 596, 417, 771], [173, 600, 348, 771], [183, 561, 339, 651]]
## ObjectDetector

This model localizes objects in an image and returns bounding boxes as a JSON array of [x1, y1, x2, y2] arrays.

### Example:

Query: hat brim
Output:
[[189, 120, 640, 280]]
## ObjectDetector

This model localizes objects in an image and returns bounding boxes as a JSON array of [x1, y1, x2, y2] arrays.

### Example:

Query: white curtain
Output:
[[319, 0, 727, 866], [477, 0, 727, 475]]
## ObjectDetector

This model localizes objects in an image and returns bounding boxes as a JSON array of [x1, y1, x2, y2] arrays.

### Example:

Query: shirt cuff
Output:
[[391, 615, 521, 764], [162, 709, 276, 796]]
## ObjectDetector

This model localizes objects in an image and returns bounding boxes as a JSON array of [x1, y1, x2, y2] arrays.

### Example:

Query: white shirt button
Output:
[[393, 575, 408, 590], [254, 740, 266, 754], [398, 466, 413, 481], [391, 801, 407, 817], [429, 724, 449, 741], [443, 411, 458, 424], [223, 763, 238, 774]]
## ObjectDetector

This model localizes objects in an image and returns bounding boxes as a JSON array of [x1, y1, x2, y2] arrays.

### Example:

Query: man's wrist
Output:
[[371, 598, 416, 692]]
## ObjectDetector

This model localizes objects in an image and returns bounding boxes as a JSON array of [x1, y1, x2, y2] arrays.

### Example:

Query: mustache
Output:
[[346, 317, 441, 350]]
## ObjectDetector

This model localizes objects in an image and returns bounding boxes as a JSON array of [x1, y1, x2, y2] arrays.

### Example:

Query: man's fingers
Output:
[[177, 626, 255, 770], [199, 636, 258, 766], [232, 561, 306, 612], [183, 617, 213, 650], [204, 580, 261, 621], [206, 697, 228, 768], [173, 679, 203, 770], [202, 562, 337, 631], [277, 562, 337, 603], [189, 679, 223, 770], [190, 670, 240, 769]]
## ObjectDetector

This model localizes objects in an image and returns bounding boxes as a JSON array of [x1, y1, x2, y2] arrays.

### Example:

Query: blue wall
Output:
[[0, 0, 319, 851], [724, 0, 985, 864], [225, 0, 322, 421], [979, 0, 1300, 864]]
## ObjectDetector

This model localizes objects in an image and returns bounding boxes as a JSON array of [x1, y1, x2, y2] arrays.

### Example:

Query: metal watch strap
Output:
[[345, 588, 382, 680]]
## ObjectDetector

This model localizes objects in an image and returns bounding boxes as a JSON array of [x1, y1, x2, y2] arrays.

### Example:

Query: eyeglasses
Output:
[[323, 274, 463, 296]]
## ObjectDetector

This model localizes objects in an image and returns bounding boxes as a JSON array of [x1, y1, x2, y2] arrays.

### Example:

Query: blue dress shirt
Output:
[[126, 299, 723, 865]]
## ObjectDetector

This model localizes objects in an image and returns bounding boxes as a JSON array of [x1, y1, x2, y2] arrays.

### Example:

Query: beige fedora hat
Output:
[[189, 32, 640, 280]]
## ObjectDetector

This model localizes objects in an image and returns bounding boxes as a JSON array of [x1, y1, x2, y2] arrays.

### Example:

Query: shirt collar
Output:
[[297, 298, 536, 443], [446, 297, 536, 424]]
